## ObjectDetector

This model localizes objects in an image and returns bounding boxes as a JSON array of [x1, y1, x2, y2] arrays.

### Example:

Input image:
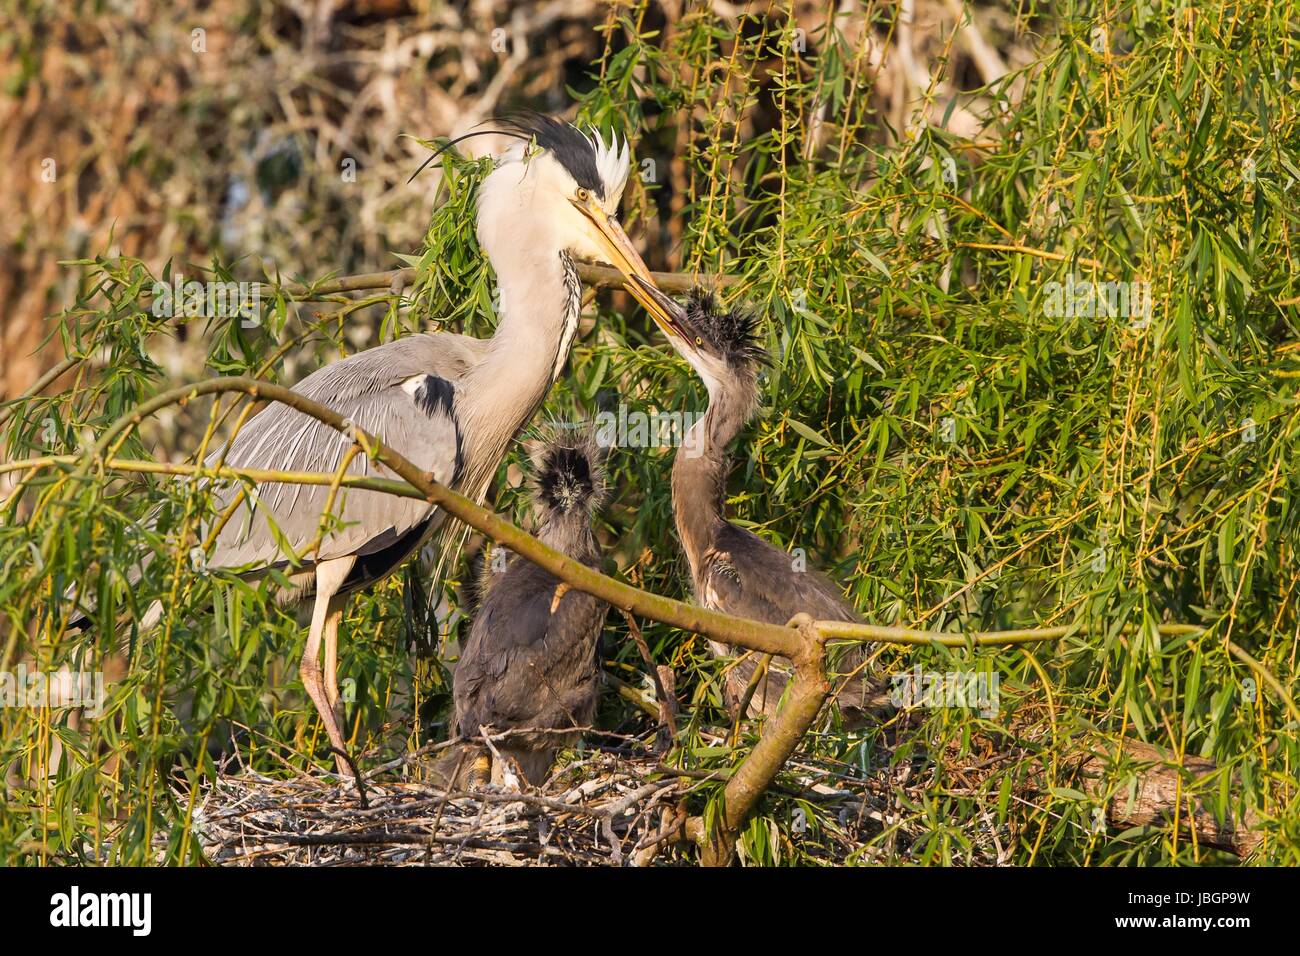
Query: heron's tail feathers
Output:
[[727, 652, 893, 729]]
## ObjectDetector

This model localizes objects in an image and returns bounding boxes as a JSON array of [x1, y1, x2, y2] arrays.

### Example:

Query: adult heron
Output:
[[443, 429, 609, 789], [629, 278, 886, 725], [153, 115, 667, 775]]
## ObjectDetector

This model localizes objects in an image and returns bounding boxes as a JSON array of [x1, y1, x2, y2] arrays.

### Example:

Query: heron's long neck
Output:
[[457, 251, 581, 499], [671, 371, 757, 579]]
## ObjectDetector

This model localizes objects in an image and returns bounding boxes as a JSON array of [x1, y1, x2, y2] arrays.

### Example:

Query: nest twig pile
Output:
[[189, 745, 689, 866], [183, 719, 1034, 866]]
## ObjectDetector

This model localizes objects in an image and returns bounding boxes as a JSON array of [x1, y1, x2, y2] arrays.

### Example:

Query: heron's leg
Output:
[[323, 594, 345, 714], [300, 557, 355, 778]]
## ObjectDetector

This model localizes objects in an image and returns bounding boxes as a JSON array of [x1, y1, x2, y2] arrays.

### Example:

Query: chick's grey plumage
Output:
[[693, 523, 883, 720], [640, 284, 884, 724], [449, 432, 610, 787]]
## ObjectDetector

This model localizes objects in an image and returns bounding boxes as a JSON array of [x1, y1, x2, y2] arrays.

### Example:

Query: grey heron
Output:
[[441, 429, 609, 788], [629, 278, 886, 725], [126, 114, 670, 777]]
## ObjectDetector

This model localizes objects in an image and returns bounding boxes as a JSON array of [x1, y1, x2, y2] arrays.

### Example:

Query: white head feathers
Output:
[[581, 127, 632, 209]]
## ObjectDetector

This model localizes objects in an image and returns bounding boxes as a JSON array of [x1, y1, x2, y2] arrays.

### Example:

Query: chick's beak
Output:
[[625, 274, 692, 341]]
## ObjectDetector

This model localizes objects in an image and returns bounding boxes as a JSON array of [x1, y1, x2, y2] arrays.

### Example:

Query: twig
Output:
[[278, 260, 737, 301], [603, 671, 662, 719], [953, 241, 1106, 272], [731, 652, 773, 746], [0, 354, 82, 427], [619, 609, 679, 740], [1225, 640, 1300, 725], [327, 747, 370, 809]]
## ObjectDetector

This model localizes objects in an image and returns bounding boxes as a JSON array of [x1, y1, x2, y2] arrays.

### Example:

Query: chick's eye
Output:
[[575, 187, 590, 202]]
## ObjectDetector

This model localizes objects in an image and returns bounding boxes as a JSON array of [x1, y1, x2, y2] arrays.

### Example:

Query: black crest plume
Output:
[[408, 110, 603, 197], [495, 112, 606, 200]]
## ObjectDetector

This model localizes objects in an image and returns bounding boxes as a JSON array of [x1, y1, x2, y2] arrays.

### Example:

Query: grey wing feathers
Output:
[[206, 334, 473, 569], [706, 524, 862, 624], [704, 524, 886, 724]]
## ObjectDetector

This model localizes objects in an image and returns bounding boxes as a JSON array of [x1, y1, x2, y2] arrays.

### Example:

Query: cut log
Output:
[[1068, 736, 1262, 857]]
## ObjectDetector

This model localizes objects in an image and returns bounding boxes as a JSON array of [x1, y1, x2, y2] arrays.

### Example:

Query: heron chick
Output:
[[630, 278, 888, 726], [442, 430, 610, 789]]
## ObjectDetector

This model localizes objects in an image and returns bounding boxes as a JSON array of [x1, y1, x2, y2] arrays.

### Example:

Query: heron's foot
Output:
[[328, 747, 369, 809], [466, 753, 492, 790], [489, 753, 524, 793]]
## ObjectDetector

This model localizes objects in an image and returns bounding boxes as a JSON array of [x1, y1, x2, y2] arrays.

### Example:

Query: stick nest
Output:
[[188, 745, 693, 866], [183, 722, 1023, 866]]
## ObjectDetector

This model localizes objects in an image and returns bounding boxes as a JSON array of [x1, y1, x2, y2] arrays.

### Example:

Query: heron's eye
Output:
[[575, 187, 590, 202], [695, 336, 703, 346]]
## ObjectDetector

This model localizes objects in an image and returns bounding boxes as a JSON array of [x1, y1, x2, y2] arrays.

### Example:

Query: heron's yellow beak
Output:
[[579, 198, 651, 281], [575, 198, 681, 336]]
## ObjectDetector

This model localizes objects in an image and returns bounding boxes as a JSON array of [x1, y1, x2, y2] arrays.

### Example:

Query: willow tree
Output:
[[1, 0, 1297, 864]]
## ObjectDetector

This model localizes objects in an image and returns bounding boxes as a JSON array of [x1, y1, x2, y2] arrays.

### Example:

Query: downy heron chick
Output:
[[630, 278, 886, 725], [444, 430, 610, 788]]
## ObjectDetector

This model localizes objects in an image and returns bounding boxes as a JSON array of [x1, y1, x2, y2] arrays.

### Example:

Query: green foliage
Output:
[[2, 0, 1298, 864]]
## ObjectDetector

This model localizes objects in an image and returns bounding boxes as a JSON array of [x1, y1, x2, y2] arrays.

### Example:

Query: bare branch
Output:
[[280, 259, 738, 301]]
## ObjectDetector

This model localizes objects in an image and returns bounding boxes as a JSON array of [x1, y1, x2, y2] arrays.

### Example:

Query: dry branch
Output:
[[1070, 737, 1262, 858], [281, 260, 738, 301]]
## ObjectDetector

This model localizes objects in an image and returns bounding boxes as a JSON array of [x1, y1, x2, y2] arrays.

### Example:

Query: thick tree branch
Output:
[[68, 376, 802, 662], [692, 615, 832, 866], [1071, 737, 1262, 858]]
